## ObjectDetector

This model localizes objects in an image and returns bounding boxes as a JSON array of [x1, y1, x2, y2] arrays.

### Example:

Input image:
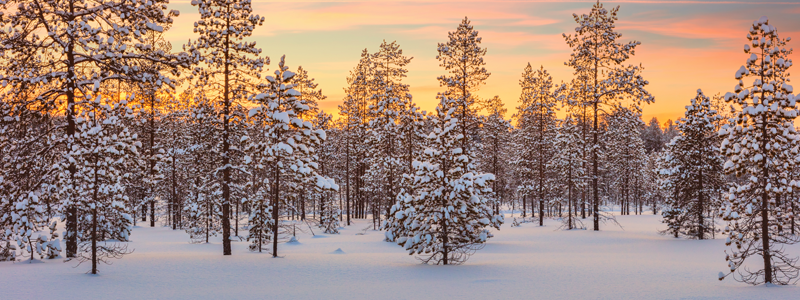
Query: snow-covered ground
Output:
[[2, 213, 798, 299]]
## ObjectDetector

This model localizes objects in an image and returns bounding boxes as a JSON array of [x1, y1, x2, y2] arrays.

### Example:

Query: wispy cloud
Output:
[[164, 1, 799, 121]]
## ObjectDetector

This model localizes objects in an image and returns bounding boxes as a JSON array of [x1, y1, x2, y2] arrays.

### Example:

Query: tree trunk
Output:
[[64, 4, 78, 257], [697, 169, 705, 240], [220, 6, 233, 256]]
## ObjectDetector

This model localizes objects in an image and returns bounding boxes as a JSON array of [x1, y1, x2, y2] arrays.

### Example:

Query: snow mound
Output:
[[329, 248, 346, 254]]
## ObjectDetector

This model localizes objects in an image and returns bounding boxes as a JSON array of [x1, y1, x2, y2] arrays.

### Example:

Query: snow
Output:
[[1, 214, 798, 299]]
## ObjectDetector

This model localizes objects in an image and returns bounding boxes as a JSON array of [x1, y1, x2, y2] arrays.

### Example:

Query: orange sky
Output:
[[163, 0, 800, 124]]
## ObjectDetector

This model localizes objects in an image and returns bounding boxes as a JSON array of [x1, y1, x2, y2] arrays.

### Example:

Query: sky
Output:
[[162, 0, 800, 124]]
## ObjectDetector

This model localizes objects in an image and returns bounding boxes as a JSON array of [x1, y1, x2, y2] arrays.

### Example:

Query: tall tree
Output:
[[250, 56, 333, 258], [0, 0, 186, 258], [563, 1, 654, 230], [185, 0, 267, 255], [183, 94, 222, 244], [339, 49, 373, 226], [718, 16, 799, 285], [437, 17, 490, 155], [477, 96, 512, 215], [366, 41, 414, 225], [516, 64, 559, 226]]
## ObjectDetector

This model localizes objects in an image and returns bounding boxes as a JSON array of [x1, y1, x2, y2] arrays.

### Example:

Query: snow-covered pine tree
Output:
[[313, 111, 343, 234], [365, 41, 414, 227], [477, 96, 512, 216], [659, 90, 724, 239], [58, 96, 138, 274], [287, 67, 327, 221], [185, 0, 267, 255], [383, 102, 428, 241], [642, 117, 666, 153], [129, 93, 168, 228], [718, 16, 800, 285], [184, 95, 222, 244], [0, 92, 62, 262], [243, 163, 272, 252], [563, 1, 654, 231], [656, 148, 682, 237], [158, 96, 191, 230], [320, 199, 341, 235], [515, 64, 559, 226], [437, 17, 490, 155], [339, 49, 374, 225], [250, 56, 334, 257], [560, 63, 594, 220], [605, 106, 647, 215], [390, 95, 502, 265], [549, 116, 586, 230], [0, 0, 187, 258], [293, 66, 325, 118]]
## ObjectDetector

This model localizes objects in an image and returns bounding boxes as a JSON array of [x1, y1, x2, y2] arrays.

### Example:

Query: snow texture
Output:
[[1, 214, 797, 299]]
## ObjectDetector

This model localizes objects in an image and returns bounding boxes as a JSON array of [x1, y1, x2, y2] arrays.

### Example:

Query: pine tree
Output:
[[339, 49, 374, 226], [642, 117, 666, 153], [563, 1, 654, 230], [718, 16, 799, 285], [550, 116, 586, 230], [477, 96, 512, 216], [0, 96, 61, 261], [57, 96, 138, 274], [320, 199, 341, 234], [366, 41, 414, 227], [605, 106, 647, 216], [0, 0, 187, 258], [659, 90, 724, 239], [437, 17, 490, 154], [516, 64, 559, 226], [185, 0, 267, 255], [390, 96, 502, 265], [250, 56, 332, 257], [184, 95, 222, 244], [291, 66, 327, 222]]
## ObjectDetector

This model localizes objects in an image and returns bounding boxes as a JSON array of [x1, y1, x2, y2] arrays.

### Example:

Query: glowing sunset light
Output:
[[161, 0, 800, 123]]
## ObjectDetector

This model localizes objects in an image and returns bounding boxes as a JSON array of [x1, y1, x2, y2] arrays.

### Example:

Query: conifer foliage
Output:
[[563, 2, 654, 231], [185, 0, 267, 256], [659, 90, 724, 240], [515, 64, 559, 226], [59, 97, 139, 274], [388, 97, 502, 265], [549, 116, 586, 230], [0, 0, 187, 260], [718, 17, 799, 285], [249, 56, 336, 257]]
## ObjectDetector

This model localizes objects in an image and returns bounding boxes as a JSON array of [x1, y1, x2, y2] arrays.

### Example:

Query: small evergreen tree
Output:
[[59, 97, 138, 274], [659, 90, 724, 240], [390, 96, 502, 265]]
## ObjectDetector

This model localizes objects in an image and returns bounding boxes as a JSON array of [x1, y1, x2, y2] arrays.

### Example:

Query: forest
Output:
[[1, 0, 799, 294]]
